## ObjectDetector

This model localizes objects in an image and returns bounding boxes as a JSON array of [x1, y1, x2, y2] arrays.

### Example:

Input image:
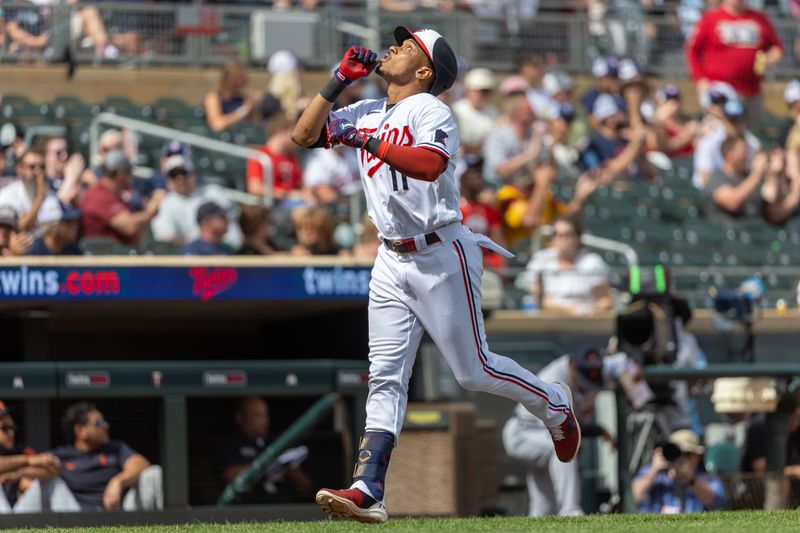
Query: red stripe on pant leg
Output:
[[452, 242, 560, 408]]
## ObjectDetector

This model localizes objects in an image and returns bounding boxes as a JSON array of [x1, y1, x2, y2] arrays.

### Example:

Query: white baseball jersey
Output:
[[329, 93, 461, 240]]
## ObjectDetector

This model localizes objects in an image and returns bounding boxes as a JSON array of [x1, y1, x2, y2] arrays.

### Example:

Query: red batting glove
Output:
[[334, 45, 378, 86]]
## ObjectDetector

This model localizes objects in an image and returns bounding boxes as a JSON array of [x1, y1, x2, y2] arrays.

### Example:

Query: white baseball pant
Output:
[[364, 223, 570, 437]]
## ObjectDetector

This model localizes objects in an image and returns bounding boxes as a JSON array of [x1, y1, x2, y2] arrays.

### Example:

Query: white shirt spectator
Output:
[[452, 99, 499, 149], [302, 148, 360, 195], [524, 247, 610, 314], [151, 184, 242, 247], [692, 124, 761, 189], [0, 179, 62, 230]]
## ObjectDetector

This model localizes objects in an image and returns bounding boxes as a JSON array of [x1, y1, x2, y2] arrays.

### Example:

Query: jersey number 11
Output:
[[390, 168, 409, 192]]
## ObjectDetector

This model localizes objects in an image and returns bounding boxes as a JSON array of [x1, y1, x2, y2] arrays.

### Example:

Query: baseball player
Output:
[[292, 26, 581, 523]]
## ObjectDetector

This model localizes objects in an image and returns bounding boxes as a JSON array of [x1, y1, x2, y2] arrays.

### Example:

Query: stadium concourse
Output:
[[2, 0, 800, 528]]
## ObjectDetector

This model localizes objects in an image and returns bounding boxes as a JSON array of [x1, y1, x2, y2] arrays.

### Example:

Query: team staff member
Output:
[[293, 27, 581, 523]]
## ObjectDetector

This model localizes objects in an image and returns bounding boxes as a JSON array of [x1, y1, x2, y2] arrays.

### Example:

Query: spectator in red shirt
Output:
[[460, 163, 506, 269], [246, 113, 305, 205], [687, 0, 783, 129], [80, 150, 164, 247]]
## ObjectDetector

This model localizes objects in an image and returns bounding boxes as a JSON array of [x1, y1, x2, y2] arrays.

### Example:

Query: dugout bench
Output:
[[0, 359, 368, 525]]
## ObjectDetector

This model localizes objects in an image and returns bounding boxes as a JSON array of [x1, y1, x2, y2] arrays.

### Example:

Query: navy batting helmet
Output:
[[393, 26, 457, 97]]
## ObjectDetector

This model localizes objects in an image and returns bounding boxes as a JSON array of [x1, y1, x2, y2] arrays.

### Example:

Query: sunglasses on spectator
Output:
[[26, 163, 45, 170], [85, 417, 108, 428], [0, 425, 16, 433]]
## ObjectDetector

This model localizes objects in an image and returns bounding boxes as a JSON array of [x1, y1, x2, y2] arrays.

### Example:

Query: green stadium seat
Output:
[[1, 93, 49, 121], [79, 236, 119, 255], [144, 241, 181, 256], [102, 96, 147, 119], [704, 442, 740, 475], [50, 95, 100, 122], [151, 98, 204, 125]]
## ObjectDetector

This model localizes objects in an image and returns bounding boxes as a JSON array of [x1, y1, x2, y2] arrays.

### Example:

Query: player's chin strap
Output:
[[352, 430, 395, 502]]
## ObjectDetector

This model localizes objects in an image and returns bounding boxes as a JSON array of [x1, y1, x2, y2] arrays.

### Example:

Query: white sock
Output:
[[349, 480, 381, 504]]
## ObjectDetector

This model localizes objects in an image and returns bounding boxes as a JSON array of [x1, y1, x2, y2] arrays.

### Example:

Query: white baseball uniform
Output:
[[328, 92, 570, 438]]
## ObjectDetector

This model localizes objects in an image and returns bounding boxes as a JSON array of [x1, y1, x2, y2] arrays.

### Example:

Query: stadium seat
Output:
[[50, 95, 100, 122], [151, 98, 204, 125], [704, 442, 741, 475], [79, 236, 119, 255], [102, 96, 147, 119], [1, 93, 49, 122]]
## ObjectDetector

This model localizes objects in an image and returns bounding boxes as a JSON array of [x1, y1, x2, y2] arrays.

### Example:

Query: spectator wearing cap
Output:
[[503, 348, 622, 516], [460, 162, 506, 269], [580, 57, 623, 123], [80, 150, 165, 246], [0, 400, 61, 513], [693, 96, 761, 189], [268, 50, 302, 115], [204, 62, 262, 133], [652, 85, 698, 158], [632, 429, 724, 513], [544, 102, 582, 177], [581, 94, 651, 182], [542, 71, 574, 105], [0, 123, 25, 183], [453, 68, 500, 155], [151, 153, 241, 248], [28, 206, 82, 256], [523, 215, 612, 315], [687, 0, 783, 129], [247, 113, 305, 204], [782, 80, 800, 152], [0, 148, 62, 232], [181, 202, 233, 256], [499, 76, 530, 99], [617, 59, 652, 129], [237, 205, 278, 255]]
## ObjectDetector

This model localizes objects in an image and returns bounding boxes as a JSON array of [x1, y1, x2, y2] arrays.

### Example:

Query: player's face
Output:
[[376, 39, 432, 86]]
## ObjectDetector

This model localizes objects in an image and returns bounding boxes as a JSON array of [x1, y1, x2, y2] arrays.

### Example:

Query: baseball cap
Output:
[[724, 99, 745, 119], [464, 68, 496, 91], [394, 26, 458, 97], [542, 70, 573, 97], [556, 102, 576, 123], [618, 58, 642, 82], [0, 206, 17, 229], [591, 56, 619, 79], [499, 75, 530, 96], [592, 93, 622, 121], [161, 140, 191, 159], [785, 79, 800, 104], [701, 81, 738, 109], [102, 149, 131, 174], [668, 429, 705, 455], [164, 154, 194, 176], [656, 84, 681, 102], [268, 50, 298, 75], [0, 123, 22, 151], [571, 346, 604, 391], [38, 204, 80, 226], [196, 201, 226, 224]]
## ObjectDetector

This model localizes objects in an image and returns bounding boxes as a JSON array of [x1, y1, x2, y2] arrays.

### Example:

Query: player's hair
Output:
[[235, 395, 267, 416], [721, 135, 746, 157], [238, 205, 270, 238], [218, 61, 248, 99], [61, 401, 98, 443]]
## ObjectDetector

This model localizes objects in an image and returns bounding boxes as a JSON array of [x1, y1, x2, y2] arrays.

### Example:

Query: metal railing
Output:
[[89, 112, 274, 206], [2, 2, 800, 78]]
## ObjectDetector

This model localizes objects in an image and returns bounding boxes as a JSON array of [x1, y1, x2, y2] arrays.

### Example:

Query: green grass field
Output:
[[8, 511, 800, 533]]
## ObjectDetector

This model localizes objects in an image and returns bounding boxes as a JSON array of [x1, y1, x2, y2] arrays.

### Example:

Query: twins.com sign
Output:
[[0, 265, 371, 301]]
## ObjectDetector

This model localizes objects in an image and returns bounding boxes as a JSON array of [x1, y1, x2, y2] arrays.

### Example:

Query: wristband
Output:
[[320, 76, 348, 103], [364, 137, 383, 157]]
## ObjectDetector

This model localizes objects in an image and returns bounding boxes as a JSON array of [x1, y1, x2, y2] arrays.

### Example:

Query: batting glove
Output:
[[334, 46, 378, 86], [327, 118, 379, 152]]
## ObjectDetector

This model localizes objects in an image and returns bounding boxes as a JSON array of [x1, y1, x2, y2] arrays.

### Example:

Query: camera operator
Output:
[[631, 429, 724, 513]]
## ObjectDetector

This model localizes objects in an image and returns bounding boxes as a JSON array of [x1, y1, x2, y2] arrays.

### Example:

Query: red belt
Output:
[[382, 232, 441, 253]]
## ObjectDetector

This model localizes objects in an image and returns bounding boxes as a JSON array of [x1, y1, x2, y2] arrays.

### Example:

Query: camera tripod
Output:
[[626, 404, 676, 476]]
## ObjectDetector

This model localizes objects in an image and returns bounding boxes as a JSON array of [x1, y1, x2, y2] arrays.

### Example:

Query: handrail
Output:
[[89, 112, 274, 206]]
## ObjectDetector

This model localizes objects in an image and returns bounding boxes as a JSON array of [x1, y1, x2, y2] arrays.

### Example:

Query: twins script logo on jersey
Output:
[[360, 123, 414, 177]]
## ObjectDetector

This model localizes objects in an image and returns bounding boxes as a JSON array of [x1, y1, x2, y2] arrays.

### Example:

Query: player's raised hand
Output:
[[327, 118, 371, 150], [334, 45, 378, 85]]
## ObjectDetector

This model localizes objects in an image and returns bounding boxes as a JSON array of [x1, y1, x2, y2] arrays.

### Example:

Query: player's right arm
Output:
[[292, 46, 378, 148]]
